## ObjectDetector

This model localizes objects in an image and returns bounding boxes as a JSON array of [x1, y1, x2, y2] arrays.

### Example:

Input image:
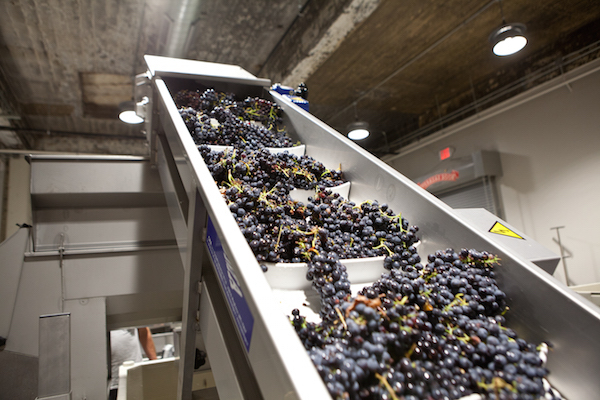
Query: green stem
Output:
[[375, 373, 400, 400]]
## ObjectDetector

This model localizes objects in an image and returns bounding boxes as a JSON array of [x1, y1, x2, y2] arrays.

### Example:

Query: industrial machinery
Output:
[[0, 154, 186, 399], [1, 55, 600, 400]]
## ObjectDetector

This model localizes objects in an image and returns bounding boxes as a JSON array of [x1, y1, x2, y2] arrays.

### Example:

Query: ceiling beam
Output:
[[259, 0, 362, 84]]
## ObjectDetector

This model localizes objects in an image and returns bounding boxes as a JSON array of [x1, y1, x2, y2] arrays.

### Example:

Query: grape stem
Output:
[[477, 377, 517, 396], [404, 342, 418, 358], [374, 373, 400, 400], [335, 307, 347, 330], [443, 293, 467, 312], [373, 239, 394, 256], [275, 223, 284, 251]]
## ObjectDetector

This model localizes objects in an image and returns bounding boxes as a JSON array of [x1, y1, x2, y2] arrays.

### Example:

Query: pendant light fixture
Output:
[[347, 102, 370, 141], [489, 0, 527, 56], [118, 100, 144, 124], [347, 121, 370, 140]]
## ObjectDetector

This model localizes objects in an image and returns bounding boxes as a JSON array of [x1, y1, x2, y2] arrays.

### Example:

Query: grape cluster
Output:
[[199, 144, 420, 265], [303, 194, 419, 261], [175, 88, 233, 111], [292, 249, 553, 400], [212, 175, 419, 265], [306, 253, 353, 323], [176, 89, 555, 399], [176, 88, 295, 150], [199, 145, 345, 193], [240, 96, 284, 126]]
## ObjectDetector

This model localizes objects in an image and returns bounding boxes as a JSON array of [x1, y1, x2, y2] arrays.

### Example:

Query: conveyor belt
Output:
[[144, 55, 600, 400]]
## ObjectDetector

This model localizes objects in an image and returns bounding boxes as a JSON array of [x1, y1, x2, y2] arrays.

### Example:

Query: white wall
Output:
[[388, 59, 600, 287]]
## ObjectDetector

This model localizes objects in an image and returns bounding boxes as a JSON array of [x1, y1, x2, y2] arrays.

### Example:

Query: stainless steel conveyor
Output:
[[142, 55, 600, 400]]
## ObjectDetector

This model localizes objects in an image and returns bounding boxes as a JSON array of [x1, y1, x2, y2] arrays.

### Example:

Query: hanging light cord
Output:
[[498, 0, 506, 24]]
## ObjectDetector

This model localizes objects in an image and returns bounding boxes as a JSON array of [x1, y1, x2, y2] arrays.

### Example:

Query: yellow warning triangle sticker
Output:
[[489, 221, 524, 239]]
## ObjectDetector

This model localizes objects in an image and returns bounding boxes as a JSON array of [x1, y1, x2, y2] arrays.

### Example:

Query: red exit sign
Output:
[[439, 146, 453, 160]]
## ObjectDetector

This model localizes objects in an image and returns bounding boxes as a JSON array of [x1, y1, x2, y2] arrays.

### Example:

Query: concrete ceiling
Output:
[[0, 0, 599, 157]]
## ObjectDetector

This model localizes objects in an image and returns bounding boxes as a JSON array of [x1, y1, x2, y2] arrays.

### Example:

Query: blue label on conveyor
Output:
[[206, 218, 254, 352]]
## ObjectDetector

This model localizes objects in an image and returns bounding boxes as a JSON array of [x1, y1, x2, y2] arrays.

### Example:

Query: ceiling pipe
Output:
[[163, 0, 203, 58], [0, 126, 146, 141], [0, 149, 120, 156]]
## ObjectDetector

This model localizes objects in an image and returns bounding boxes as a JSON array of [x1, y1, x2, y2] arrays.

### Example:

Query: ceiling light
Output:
[[347, 121, 370, 140], [118, 101, 144, 124], [490, 23, 527, 56]]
